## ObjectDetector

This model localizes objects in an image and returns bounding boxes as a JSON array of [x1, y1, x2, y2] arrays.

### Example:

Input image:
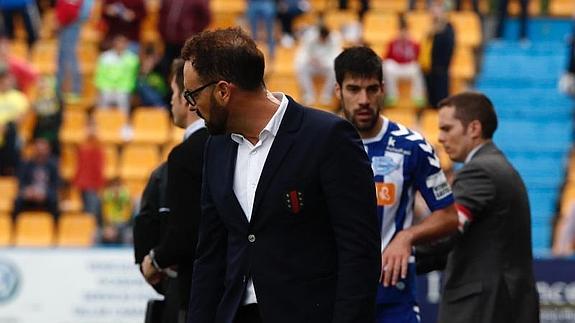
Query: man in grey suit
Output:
[[434, 92, 539, 323]]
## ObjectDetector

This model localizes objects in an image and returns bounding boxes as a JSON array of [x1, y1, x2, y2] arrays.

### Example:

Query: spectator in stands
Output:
[[495, 0, 529, 42], [0, 36, 39, 95], [54, 0, 94, 100], [157, 0, 211, 84], [0, 0, 41, 49], [553, 203, 575, 256], [136, 43, 168, 107], [94, 34, 139, 116], [295, 24, 341, 105], [100, 176, 132, 244], [12, 138, 60, 221], [31, 76, 63, 157], [101, 0, 146, 52], [246, 0, 277, 60], [382, 15, 426, 108], [0, 65, 29, 176], [338, 0, 368, 20], [73, 124, 104, 218], [455, 0, 479, 15], [277, 0, 309, 48], [421, 3, 454, 108]]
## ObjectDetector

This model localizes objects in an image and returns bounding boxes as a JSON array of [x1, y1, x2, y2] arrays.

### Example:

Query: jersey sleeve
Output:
[[412, 136, 454, 212]]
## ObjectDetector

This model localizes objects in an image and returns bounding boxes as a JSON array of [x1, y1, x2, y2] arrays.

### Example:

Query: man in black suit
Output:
[[184, 28, 380, 323], [435, 92, 539, 323], [141, 59, 209, 323]]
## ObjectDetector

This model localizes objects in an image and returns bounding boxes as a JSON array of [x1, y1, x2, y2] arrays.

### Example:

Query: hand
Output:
[[142, 255, 163, 285], [380, 231, 413, 287]]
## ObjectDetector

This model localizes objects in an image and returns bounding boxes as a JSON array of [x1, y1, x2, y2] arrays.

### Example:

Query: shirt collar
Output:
[[231, 92, 288, 144], [183, 119, 206, 141], [361, 116, 388, 144], [464, 143, 486, 164]]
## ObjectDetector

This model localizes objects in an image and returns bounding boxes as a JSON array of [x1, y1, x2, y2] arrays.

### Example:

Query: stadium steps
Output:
[[473, 18, 573, 255]]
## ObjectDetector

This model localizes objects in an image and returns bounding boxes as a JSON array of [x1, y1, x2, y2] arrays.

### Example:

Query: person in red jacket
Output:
[[382, 15, 426, 108], [73, 125, 105, 217], [101, 0, 147, 52]]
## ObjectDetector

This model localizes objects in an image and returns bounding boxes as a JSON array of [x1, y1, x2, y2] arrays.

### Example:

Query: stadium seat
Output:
[[363, 12, 398, 48], [549, 0, 575, 16], [57, 213, 97, 247], [0, 213, 12, 246], [0, 176, 18, 213], [14, 211, 55, 247], [449, 11, 482, 48], [131, 108, 170, 145], [419, 109, 439, 145], [60, 187, 83, 213], [125, 178, 147, 201], [405, 11, 431, 43], [324, 9, 359, 35], [119, 144, 161, 181], [60, 144, 78, 181], [104, 145, 120, 180], [60, 110, 88, 144], [451, 45, 476, 80], [383, 107, 417, 129], [94, 109, 128, 145]]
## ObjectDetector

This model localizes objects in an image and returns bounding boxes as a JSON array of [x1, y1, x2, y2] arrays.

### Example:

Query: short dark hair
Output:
[[170, 58, 185, 94], [334, 46, 383, 85], [181, 27, 265, 91], [438, 92, 498, 139]]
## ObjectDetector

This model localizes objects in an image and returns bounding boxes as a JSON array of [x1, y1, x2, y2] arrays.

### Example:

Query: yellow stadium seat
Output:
[[420, 109, 439, 145], [449, 11, 482, 48], [406, 11, 431, 43], [14, 211, 55, 247], [0, 213, 12, 246], [550, 0, 575, 16], [363, 12, 398, 48], [324, 10, 359, 34], [125, 179, 147, 201], [31, 40, 57, 74], [104, 145, 120, 180], [60, 110, 88, 144], [94, 109, 128, 144], [60, 144, 77, 181], [371, 0, 407, 13], [119, 144, 161, 180], [57, 213, 97, 247], [131, 108, 170, 145], [0, 176, 18, 213], [383, 107, 417, 129], [451, 46, 476, 80], [271, 47, 297, 77], [60, 187, 83, 213], [266, 74, 302, 102]]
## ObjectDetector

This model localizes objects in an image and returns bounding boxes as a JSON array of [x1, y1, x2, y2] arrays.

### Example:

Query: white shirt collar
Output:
[[464, 143, 486, 164], [231, 92, 288, 144], [183, 119, 206, 141]]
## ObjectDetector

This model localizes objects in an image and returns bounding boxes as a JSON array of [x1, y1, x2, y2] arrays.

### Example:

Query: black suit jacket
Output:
[[188, 98, 380, 323], [154, 127, 209, 309], [437, 142, 539, 323]]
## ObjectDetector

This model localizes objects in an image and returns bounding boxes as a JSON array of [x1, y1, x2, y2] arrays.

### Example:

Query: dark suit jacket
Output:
[[154, 127, 209, 310], [188, 98, 380, 323], [438, 142, 539, 323]]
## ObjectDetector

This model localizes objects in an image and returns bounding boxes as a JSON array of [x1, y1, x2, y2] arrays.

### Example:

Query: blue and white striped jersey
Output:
[[363, 118, 454, 305]]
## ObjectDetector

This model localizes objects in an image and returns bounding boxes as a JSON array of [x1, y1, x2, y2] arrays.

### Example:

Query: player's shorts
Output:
[[376, 302, 421, 323]]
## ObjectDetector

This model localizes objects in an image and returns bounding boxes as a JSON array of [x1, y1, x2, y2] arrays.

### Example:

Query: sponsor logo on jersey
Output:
[[375, 182, 396, 206], [372, 156, 400, 176], [426, 172, 451, 200]]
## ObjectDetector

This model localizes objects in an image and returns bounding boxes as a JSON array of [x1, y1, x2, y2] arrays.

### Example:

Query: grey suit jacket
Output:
[[438, 141, 539, 323]]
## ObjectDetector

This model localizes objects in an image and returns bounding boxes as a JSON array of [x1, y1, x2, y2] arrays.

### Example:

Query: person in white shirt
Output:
[[294, 24, 341, 105]]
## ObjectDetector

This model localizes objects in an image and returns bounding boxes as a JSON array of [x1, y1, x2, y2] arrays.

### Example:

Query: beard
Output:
[[342, 105, 379, 133], [203, 93, 228, 135]]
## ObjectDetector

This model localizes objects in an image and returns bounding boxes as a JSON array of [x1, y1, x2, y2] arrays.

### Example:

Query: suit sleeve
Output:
[[154, 136, 205, 268], [319, 120, 380, 323], [188, 138, 227, 323], [452, 163, 496, 225]]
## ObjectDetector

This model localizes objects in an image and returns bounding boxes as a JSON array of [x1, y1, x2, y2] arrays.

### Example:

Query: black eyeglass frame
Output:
[[182, 81, 219, 107]]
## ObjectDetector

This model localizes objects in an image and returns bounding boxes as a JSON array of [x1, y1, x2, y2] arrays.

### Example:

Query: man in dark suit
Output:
[[435, 92, 539, 323], [183, 28, 380, 323], [141, 59, 208, 323]]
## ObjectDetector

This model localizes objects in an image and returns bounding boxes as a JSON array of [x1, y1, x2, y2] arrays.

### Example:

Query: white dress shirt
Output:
[[231, 92, 288, 305], [183, 119, 206, 141], [464, 142, 486, 164]]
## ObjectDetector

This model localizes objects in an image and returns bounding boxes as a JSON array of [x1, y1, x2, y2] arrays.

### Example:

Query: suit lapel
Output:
[[222, 137, 249, 225], [251, 99, 303, 224]]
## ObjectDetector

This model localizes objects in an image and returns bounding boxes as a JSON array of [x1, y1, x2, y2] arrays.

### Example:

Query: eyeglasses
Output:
[[183, 81, 218, 107]]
